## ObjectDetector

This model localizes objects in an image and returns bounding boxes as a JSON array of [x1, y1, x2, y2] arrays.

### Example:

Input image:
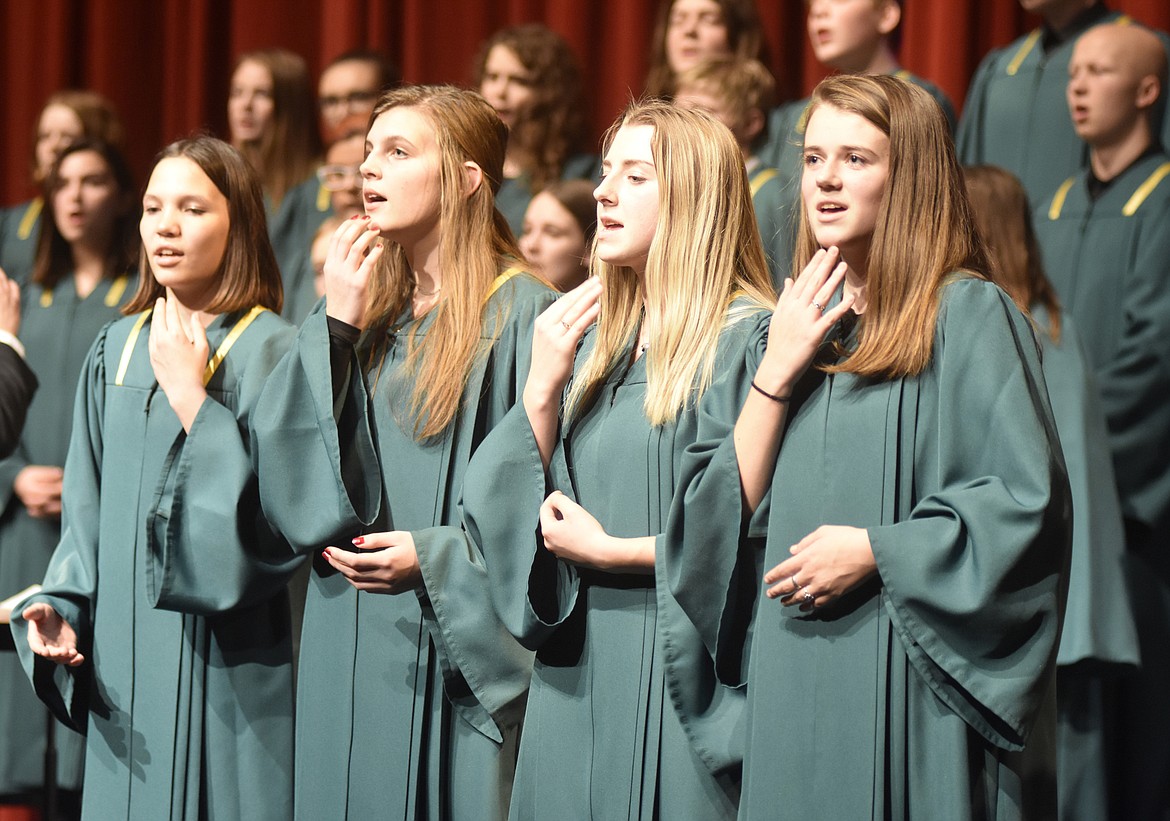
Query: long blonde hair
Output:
[[364, 85, 526, 441], [794, 75, 989, 378], [565, 101, 774, 426]]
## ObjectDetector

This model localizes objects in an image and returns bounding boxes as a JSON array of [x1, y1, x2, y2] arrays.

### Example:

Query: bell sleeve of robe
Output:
[[410, 279, 556, 741], [662, 314, 772, 691], [869, 279, 1070, 751], [251, 303, 383, 551], [145, 315, 304, 615], [656, 309, 772, 777], [9, 330, 108, 733], [1093, 201, 1170, 535]]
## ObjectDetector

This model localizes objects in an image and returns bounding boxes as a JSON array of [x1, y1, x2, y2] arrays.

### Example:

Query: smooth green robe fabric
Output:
[[749, 163, 795, 289], [667, 279, 1070, 819], [1033, 151, 1170, 818], [0, 273, 134, 796], [463, 304, 771, 821], [957, 10, 1170, 205], [496, 154, 598, 239], [8, 308, 298, 821], [268, 174, 331, 325], [251, 273, 556, 820], [0, 199, 43, 284]]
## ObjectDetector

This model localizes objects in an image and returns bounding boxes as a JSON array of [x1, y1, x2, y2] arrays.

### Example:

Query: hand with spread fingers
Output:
[[324, 214, 384, 329], [523, 276, 603, 467], [762, 525, 877, 611], [756, 245, 856, 395], [149, 291, 210, 432], [539, 490, 655, 573], [23, 602, 85, 667], [321, 531, 422, 594]]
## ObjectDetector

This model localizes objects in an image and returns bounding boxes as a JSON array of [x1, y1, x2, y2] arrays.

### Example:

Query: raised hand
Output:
[[0, 267, 20, 336], [324, 215, 383, 328], [23, 602, 85, 666], [149, 291, 209, 432]]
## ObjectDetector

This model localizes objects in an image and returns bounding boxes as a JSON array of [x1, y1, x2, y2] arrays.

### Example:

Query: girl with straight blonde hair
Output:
[[235, 84, 556, 819], [462, 100, 774, 819], [665, 74, 1071, 818]]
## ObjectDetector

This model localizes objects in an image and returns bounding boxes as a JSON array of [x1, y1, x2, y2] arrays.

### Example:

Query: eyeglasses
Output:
[[318, 90, 378, 112], [317, 164, 362, 191]]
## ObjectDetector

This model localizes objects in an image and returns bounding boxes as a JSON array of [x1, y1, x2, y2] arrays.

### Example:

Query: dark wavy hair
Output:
[[473, 24, 587, 193], [125, 136, 282, 315], [644, 0, 763, 98]]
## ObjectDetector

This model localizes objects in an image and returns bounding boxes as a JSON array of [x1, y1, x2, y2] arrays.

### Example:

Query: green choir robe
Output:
[[748, 163, 795, 288], [957, 8, 1170, 205], [0, 273, 134, 796], [758, 70, 956, 185], [268, 174, 330, 325], [496, 154, 598, 239], [462, 303, 771, 820], [1033, 150, 1170, 818], [0, 199, 43, 284], [8, 307, 298, 821], [249, 272, 556, 820], [667, 279, 1069, 819]]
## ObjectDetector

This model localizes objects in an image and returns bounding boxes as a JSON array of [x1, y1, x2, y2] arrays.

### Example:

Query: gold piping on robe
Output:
[[750, 167, 779, 197], [1007, 31, 1041, 76], [103, 275, 130, 307], [17, 198, 43, 240], [1122, 162, 1170, 216], [115, 309, 153, 386], [203, 306, 268, 385], [1048, 178, 1076, 220]]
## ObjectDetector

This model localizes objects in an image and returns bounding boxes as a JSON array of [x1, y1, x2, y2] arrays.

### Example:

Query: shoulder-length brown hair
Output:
[[793, 74, 989, 379], [963, 165, 1061, 342], [33, 140, 138, 290], [364, 85, 529, 441], [644, 0, 763, 99], [472, 24, 587, 194], [124, 136, 283, 315], [230, 49, 321, 206], [29, 90, 125, 184]]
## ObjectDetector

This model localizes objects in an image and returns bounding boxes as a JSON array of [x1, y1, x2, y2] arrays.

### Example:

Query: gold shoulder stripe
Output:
[[1007, 30, 1041, 76], [17, 198, 43, 241], [203, 306, 268, 385], [39, 290, 53, 308], [115, 309, 153, 386], [483, 265, 524, 304], [1122, 162, 1170, 217], [1118, 15, 1131, 25], [750, 167, 779, 197], [893, 69, 911, 81], [316, 181, 330, 212], [1048, 177, 1076, 221], [104, 274, 130, 307]]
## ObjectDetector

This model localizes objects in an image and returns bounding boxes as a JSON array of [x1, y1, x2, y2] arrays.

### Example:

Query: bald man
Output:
[[1033, 23, 1170, 820], [958, 0, 1170, 206]]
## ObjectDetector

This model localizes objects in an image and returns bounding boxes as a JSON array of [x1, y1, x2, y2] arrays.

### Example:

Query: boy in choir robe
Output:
[[757, 0, 956, 182], [675, 56, 795, 286], [1031, 23, 1170, 820], [958, 0, 1170, 205]]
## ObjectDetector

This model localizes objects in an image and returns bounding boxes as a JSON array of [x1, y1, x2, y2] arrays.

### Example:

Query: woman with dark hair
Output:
[[965, 163, 1139, 821], [519, 179, 596, 291], [0, 138, 136, 809], [474, 24, 596, 236], [643, 0, 764, 98], [0, 90, 124, 283], [666, 75, 1070, 818], [11, 136, 298, 821]]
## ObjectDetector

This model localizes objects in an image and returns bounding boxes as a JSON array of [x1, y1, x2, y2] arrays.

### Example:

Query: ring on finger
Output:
[[791, 575, 802, 591], [812, 301, 825, 312], [561, 320, 571, 331], [802, 591, 816, 606]]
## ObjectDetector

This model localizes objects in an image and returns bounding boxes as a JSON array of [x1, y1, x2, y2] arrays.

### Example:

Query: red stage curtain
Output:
[[3, 0, 1169, 204]]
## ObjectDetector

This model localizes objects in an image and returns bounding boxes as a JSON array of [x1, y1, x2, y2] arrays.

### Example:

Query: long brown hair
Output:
[[565, 101, 775, 425], [364, 85, 528, 441], [33, 140, 137, 290], [645, 0, 763, 99], [963, 165, 1061, 342], [230, 49, 321, 206], [793, 74, 989, 378], [125, 136, 282, 315], [29, 90, 125, 184], [472, 24, 587, 193]]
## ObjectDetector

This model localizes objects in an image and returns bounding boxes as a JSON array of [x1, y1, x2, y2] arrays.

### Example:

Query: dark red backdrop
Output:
[[3, 0, 1169, 204]]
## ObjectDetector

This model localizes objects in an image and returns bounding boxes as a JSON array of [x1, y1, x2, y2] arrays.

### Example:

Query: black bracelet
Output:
[[751, 380, 790, 403]]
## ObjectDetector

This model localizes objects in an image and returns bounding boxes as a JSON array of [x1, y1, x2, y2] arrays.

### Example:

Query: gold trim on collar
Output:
[[316, 181, 331, 212], [104, 275, 130, 307], [1048, 177, 1076, 221], [750, 167, 779, 197], [17, 198, 43, 241], [203, 306, 268, 385], [115, 310, 153, 386], [483, 265, 524, 304], [1007, 30, 1041, 76], [1122, 162, 1170, 217]]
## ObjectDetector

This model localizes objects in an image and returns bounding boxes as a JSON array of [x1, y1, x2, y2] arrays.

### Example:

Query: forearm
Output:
[[735, 364, 793, 511], [523, 386, 560, 471]]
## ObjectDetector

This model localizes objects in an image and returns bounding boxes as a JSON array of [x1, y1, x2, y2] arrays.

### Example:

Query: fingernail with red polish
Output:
[[352, 536, 365, 547], [321, 549, 330, 559]]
